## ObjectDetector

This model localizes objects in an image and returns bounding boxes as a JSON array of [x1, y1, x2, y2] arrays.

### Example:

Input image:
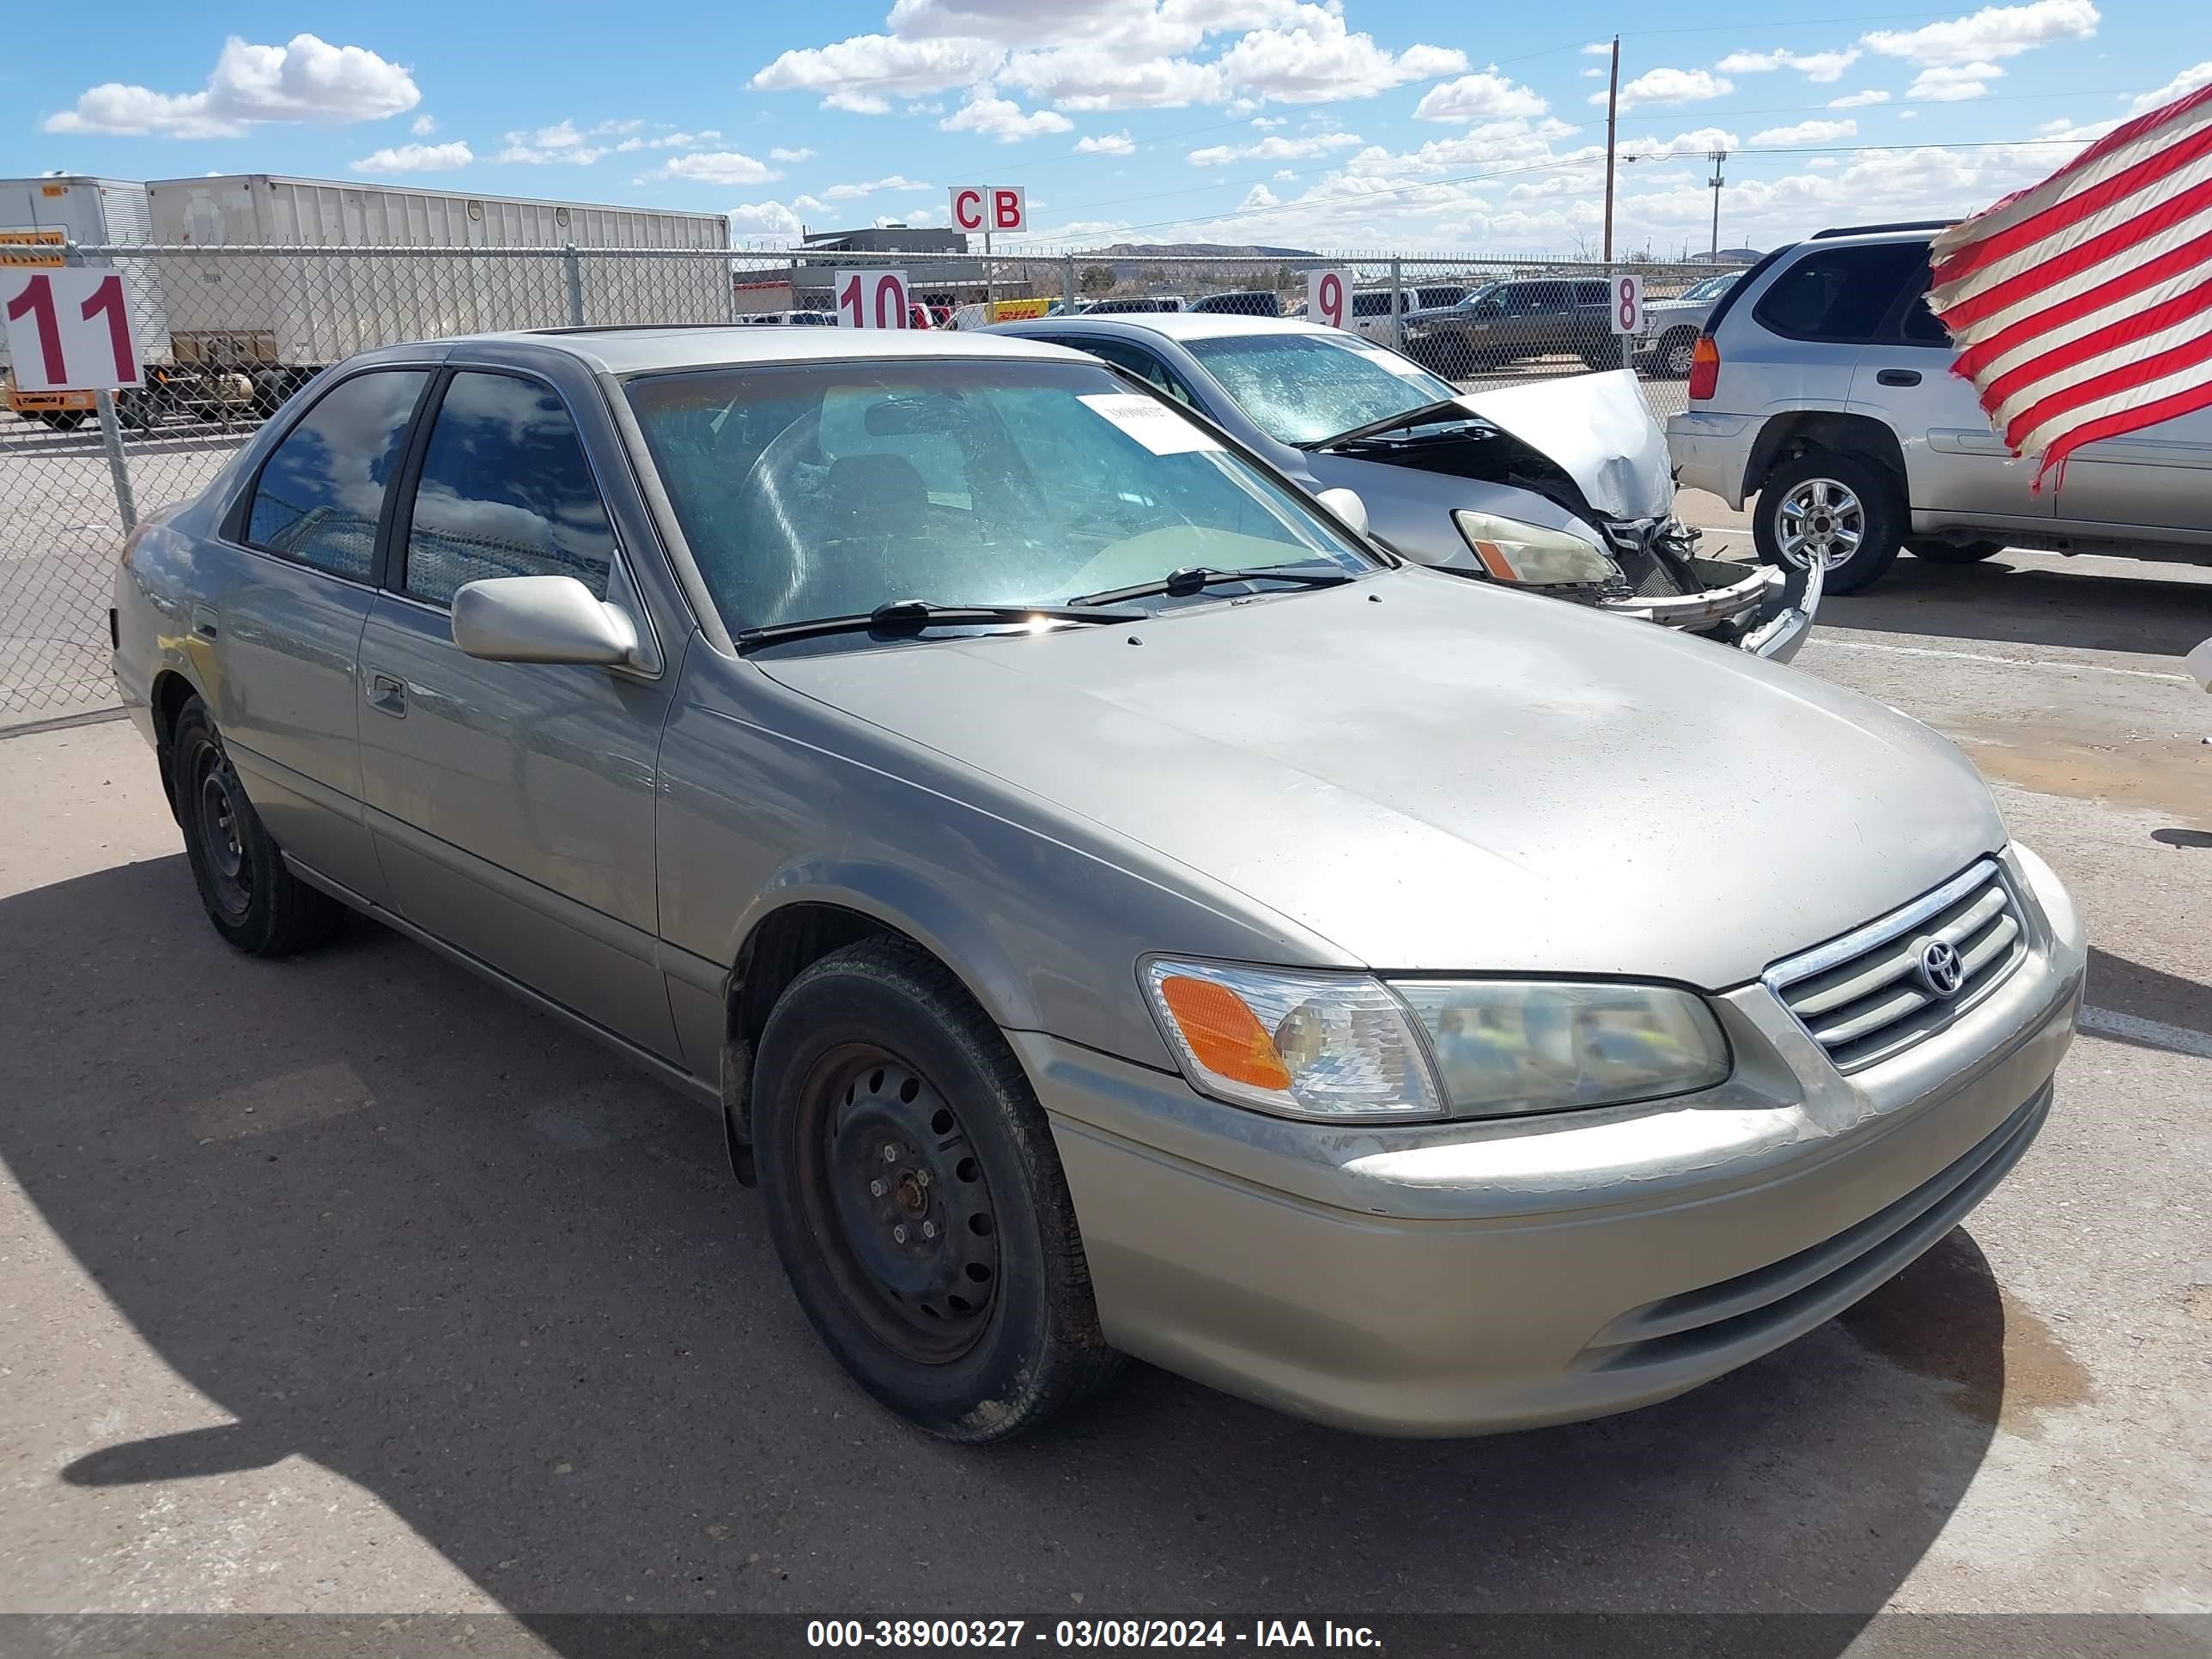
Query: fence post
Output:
[[95, 390, 137, 536], [562, 244, 586, 326], [1390, 257, 1404, 351], [1064, 252, 1077, 313]]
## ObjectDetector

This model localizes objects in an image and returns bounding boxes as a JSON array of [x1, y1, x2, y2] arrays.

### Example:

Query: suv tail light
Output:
[[1686, 335, 1720, 402]]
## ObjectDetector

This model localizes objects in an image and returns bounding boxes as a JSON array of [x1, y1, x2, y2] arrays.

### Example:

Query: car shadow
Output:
[[0, 856, 2016, 1645], [2083, 945, 2212, 1049], [1809, 552, 2212, 659]]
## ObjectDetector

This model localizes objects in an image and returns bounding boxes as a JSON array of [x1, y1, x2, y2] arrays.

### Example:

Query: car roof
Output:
[[994, 313, 1347, 345], [351, 324, 1088, 376]]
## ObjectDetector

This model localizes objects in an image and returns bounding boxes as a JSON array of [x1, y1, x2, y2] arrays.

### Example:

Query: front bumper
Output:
[[1020, 845, 2083, 1437], [1597, 554, 1821, 663]]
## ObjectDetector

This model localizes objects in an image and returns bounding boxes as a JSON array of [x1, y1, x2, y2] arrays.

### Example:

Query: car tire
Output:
[[1753, 449, 1905, 595], [1654, 328, 1699, 379], [751, 936, 1122, 1442], [36, 409, 88, 432], [172, 696, 345, 956], [1908, 538, 2005, 564]]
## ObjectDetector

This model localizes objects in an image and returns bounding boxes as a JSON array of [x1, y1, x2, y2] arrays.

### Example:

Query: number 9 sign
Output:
[[1307, 269, 1352, 331], [836, 270, 913, 329]]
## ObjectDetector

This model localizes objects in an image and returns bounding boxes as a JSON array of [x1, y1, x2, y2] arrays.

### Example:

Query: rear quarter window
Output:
[[1752, 241, 1930, 343]]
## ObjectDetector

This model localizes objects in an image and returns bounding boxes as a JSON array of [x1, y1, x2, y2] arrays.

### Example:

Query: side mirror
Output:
[[1316, 487, 1370, 538], [452, 575, 642, 668]]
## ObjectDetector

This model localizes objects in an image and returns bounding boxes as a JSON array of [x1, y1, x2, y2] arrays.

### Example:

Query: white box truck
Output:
[[143, 175, 732, 410], [0, 175, 168, 429]]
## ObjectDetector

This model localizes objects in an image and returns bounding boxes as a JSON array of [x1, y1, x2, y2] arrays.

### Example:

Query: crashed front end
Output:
[[1313, 370, 1820, 663]]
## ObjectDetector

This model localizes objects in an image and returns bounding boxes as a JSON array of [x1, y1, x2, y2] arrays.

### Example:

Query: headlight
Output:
[[1142, 959, 1731, 1123], [1391, 981, 1729, 1119], [1141, 959, 1443, 1121], [1453, 510, 1620, 586]]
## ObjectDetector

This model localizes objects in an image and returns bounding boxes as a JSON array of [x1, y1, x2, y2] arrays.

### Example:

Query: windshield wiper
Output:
[[1069, 564, 1357, 608], [735, 599, 1146, 653], [1304, 396, 1482, 451]]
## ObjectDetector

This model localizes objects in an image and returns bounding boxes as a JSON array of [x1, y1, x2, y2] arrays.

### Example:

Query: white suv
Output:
[[1667, 223, 2212, 592]]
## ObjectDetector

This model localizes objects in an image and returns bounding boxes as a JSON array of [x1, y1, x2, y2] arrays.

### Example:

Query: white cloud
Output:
[[1000, 49, 1226, 110], [1622, 125, 1741, 161], [1273, 167, 1297, 179], [1909, 61, 2002, 100], [1073, 130, 1136, 155], [614, 129, 721, 152], [1413, 70, 1548, 124], [2127, 61, 2212, 112], [1213, 7, 1466, 103], [728, 199, 805, 240], [1581, 66, 1605, 79], [1251, 115, 1286, 128], [1828, 88, 1892, 107], [1602, 67, 1734, 112], [939, 88, 1073, 140], [45, 33, 419, 137], [750, 34, 1003, 101], [495, 120, 611, 165], [1861, 0, 2097, 65], [650, 149, 784, 185], [1899, 107, 1919, 118], [1716, 47, 1861, 82], [411, 113, 437, 135], [829, 91, 893, 114], [906, 100, 947, 114], [1188, 130, 1361, 165], [769, 146, 816, 161], [1749, 118, 1857, 145], [1241, 184, 1279, 210], [819, 173, 933, 199], [351, 140, 473, 173], [1582, 41, 1613, 55]]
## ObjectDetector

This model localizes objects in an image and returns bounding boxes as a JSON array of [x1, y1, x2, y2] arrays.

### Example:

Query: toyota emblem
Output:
[[1917, 939, 1966, 999]]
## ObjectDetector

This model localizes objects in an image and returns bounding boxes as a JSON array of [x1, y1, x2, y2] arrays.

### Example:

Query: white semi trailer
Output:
[[143, 175, 732, 410], [0, 175, 167, 429]]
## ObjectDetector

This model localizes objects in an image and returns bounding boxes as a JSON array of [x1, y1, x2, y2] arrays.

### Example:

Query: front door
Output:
[[212, 365, 433, 904], [356, 367, 679, 1057]]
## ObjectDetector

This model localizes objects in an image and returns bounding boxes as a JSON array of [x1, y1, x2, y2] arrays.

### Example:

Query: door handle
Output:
[[367, 672, 407, 716], [1876, 368, 1922, 387], [191, 605, 218, 640]]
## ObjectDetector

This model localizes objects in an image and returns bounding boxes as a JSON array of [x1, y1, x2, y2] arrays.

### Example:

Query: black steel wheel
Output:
[[752, 937, 1121, 1441], [171, 696, 344, 956]]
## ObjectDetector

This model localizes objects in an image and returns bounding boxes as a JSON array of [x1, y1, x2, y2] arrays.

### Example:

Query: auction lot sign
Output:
[[1, 264, 142, 391]]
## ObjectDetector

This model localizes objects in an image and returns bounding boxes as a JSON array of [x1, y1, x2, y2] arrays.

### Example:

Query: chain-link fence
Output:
[[1, 242, 1734, 732]]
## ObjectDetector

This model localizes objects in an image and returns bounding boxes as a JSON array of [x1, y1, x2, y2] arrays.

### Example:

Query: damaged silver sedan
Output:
[[992, 313, 1820, 661]]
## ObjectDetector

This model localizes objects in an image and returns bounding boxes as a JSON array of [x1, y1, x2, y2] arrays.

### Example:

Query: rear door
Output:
[[2053, 409, 2212, 536], [356, 363, 680, 1056], [1850, 252, 2048, 520], [213, 364, 434, 903]]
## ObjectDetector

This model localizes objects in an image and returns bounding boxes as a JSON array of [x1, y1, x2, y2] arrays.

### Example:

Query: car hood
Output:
[[757, 573, 2002, 987], [1455, 370, 1674, 520]]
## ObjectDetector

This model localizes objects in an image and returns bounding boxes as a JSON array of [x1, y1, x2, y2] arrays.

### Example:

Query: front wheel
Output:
[[1753, 449, 1905, 595], [1654, 328, 1698, 379], [752, 938, 1121, 1441], [172, 696, 345, 956]]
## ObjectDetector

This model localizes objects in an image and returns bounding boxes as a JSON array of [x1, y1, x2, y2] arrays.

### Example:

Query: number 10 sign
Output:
[[1, 267, 141, 391]]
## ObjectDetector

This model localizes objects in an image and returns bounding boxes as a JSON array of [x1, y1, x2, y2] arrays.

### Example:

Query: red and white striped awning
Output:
[[1928, 81, 2212, 488]]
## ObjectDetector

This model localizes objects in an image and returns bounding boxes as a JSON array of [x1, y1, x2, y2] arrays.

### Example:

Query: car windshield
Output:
[[1682, 273, 1739, 302], [625, 359, 1373, 635], [1182, 333, 1460, 447]]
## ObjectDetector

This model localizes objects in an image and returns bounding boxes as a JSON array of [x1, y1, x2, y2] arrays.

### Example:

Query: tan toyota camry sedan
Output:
[[112, 325, 2086, 1440]]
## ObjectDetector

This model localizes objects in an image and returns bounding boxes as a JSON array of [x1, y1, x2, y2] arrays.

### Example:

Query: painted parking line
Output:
[[1808, 638, 2193, 684], [2080, 1006, 2212, 1060]]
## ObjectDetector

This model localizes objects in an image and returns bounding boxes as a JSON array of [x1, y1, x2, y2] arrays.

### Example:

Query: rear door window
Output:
[[1079, 337, 1200, 405], [399, 370, 618, 606], [1887, 262, 1954, 347], [245, 369, 429, 580], [1753, 242, 1930, 343], [1573, 282, 1610, 306]]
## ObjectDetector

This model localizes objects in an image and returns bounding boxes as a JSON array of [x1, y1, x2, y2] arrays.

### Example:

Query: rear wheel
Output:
[[752, 938, 1121, 1441], [1654, 328, 1699, 379], [1908, 538, 2004, 564], [35, 409, 88, 432], [1753, 449, 1905, 595], [172, 696, 344, 956]]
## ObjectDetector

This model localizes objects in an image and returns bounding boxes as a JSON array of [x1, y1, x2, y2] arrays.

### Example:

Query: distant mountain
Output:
[[1078, 241, 1318, 259]]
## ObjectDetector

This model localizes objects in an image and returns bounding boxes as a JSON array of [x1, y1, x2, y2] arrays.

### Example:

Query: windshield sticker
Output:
[[1078, 392, 1224, 455], [1344, 343, 1437, 381]]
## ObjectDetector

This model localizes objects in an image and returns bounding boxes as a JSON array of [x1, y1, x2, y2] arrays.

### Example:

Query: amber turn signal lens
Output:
[[1156, 974, 1294, 1091]]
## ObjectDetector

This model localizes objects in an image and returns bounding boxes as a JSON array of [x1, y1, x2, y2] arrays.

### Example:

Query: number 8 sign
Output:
[[1609, 272, 1644, 337], [836, 270, 913, 330], [1307, 269, 1352, 330], [0, 267, 141, 391]]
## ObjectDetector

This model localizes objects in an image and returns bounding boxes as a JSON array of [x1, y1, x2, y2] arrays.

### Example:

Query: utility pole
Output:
[[1602, 36, 1620, 264], [1707, 150, 1728, 259]]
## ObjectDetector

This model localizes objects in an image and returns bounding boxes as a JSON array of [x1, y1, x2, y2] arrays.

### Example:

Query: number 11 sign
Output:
[[1, 268, 142, 391]]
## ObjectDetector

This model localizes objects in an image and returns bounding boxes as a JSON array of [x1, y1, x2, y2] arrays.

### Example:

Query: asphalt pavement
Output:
[[1, 538, 2208, 1658]]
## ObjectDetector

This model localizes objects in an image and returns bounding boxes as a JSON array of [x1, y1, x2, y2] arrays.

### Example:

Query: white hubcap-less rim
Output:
[[1775, 478, 1865, 570]]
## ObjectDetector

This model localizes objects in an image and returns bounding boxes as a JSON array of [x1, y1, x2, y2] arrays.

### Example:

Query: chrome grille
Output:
[[1764, 859, 2029, 1073]]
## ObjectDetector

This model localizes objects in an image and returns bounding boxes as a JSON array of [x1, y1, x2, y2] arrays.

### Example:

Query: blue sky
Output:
[[11, 0, 2209, 254]]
